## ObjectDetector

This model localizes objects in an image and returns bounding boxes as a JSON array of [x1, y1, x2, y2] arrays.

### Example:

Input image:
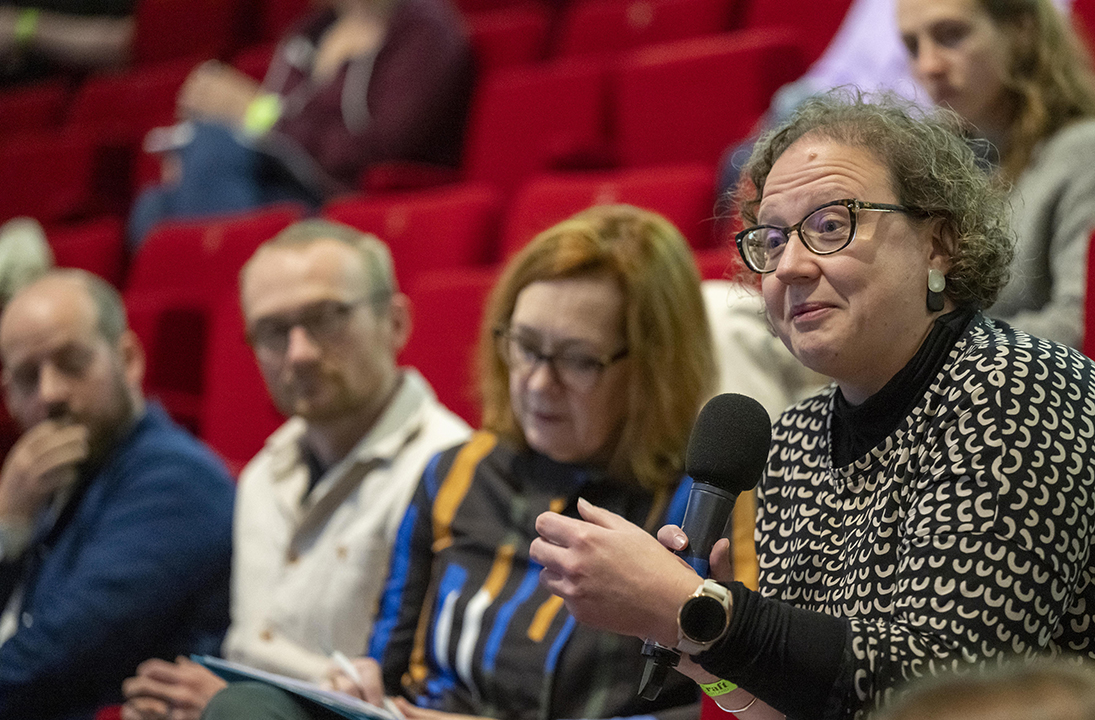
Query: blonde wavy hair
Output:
[[478, 205, 716, 494], [983, 0, 1095, 181]]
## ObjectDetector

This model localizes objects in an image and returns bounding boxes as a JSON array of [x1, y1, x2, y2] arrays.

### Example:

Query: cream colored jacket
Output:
[[222, 369, 471, 681]]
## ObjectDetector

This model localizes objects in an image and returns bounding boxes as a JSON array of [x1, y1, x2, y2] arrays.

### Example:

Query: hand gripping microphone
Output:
[[638, 393, 772, 700]]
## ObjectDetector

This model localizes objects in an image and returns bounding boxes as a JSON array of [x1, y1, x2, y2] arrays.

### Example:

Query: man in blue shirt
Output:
[[0, 268, 234, 719]]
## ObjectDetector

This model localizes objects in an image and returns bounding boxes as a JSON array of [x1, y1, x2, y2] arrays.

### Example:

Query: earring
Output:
[[927, 268, 946, 312]]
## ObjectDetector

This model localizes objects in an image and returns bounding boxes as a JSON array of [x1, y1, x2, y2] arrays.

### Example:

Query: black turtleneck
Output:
[[830, 306, 977, 467]]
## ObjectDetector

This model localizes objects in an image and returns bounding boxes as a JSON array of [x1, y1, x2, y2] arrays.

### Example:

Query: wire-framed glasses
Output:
[[494, 326, 628, 393], [735, 199, 913, 274]]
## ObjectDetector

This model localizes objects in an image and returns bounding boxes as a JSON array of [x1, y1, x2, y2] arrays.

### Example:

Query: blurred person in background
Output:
[[200, 204, 715, 720], [0, 269, 234, 719], [120, 220, 470, 720], [874, 659, 1095, 720], [0, 0, 134, 85], [0, 216, 53, 470], [127, 0, 474, 248], [898, 0, 1095, 347]]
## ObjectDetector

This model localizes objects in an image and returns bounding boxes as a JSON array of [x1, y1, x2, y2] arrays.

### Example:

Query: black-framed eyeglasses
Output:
[[247, 295, 386, 355], [735, 199, 913, 274], [494, 326, 628, 393]]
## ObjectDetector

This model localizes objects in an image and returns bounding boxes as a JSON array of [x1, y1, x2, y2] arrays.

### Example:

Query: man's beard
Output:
[[72, 370, 139, 473]]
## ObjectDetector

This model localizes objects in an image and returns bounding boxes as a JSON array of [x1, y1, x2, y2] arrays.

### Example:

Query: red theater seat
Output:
[[400, 266, 500, 425], [66, 61, 192, 143], [48, 216, 127, 288], [0, 130, 96, 224], [737, 0, 854, 68], [552, 0, 733, 59], [125, 204, 304, 430], [127, 203, 304, 293], [500, 163, 717, 257], [323, 183, 503, 291], [256, 0, 312, 43], [612, 28, 805, 168], [0, 80, 68, 136], [463, 57, 614, 195], [65, 60, 195, 211], [200, 295, 284, 473], [132, 0, 242, 66], [466, 5, 552, 77], [231, 43, 277, 81]]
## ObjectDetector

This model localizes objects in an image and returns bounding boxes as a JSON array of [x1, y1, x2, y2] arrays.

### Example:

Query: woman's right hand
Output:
[[177, 60, 260, 126], [325, 656, 387, 706]]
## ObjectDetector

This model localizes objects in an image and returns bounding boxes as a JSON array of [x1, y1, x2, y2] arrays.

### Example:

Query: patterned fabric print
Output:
[[758, 316, 1095, 719], [370, 432, 699, 720]]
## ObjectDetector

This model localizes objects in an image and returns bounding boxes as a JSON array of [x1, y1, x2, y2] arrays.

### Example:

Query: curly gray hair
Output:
[[734, 90, 1015, 309]]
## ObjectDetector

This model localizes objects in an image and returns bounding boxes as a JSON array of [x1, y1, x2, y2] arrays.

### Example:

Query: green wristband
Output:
[[700, 679, 738, 697], [242, 92, 283, 136], [14, 8, 39, 48]]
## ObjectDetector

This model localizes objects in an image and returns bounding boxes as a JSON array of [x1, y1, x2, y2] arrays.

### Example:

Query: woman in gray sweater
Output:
[[898, 0, 1095, 348]]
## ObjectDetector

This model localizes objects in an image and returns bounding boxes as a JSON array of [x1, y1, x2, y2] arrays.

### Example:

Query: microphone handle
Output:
[[675, 485, 739, 576], [639, 484, 738, 700], [639, 639, 680, 700]]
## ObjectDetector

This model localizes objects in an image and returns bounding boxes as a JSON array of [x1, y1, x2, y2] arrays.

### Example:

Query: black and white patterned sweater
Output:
[[698, 315, 1095, 720]]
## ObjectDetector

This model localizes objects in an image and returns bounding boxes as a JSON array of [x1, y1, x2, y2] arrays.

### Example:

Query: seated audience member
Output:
[[200, 205, 717, 720], [127, 0, 474, 247], [531, 93, 1095, 719], [875, 659, 1095, 720], [0, 269, 234, 719], [120, 220, 471, 720], [0, 0, 134, 84], [716, 0, 1069, 192], [898, 0, 1095, 347]]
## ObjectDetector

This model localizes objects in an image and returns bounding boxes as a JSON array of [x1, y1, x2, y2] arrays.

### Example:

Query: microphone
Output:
[[639, 393, 772, 700]]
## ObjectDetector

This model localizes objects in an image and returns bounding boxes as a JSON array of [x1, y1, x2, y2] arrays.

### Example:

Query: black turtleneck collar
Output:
[[830, 306, 977, 467]]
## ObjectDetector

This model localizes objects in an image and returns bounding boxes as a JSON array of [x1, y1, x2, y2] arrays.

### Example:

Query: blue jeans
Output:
[[127, 122, 318, 250]]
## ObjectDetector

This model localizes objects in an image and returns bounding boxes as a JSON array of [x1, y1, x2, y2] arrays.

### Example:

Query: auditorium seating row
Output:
[[31, 159, 1095, 474], [111, 162, 741, 470], [0, 26, 808, 234], [6, 0, 1095, 474], [108, 185, 1095, 473]]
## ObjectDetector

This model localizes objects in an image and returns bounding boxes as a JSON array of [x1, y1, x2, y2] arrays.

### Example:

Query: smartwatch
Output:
[[676, 578, 732, 655]]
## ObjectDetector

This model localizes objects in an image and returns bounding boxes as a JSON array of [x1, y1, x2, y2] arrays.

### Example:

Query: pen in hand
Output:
[[331, 650, 407, 720]]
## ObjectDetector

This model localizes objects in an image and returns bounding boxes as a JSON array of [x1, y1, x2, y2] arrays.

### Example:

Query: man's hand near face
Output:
[[0, 419, 88, 525]]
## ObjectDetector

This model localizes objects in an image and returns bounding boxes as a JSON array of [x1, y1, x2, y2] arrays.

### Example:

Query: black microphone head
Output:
[[685, 393, 772, 493]]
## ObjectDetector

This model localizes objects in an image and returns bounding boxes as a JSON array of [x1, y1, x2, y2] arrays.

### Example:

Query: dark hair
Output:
[[735, 90, 1015, 309]]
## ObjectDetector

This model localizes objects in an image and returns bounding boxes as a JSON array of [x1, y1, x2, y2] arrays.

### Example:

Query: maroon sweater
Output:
[[259, 0, 474, 196]]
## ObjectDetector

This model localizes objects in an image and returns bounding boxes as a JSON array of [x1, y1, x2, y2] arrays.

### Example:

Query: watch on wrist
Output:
[[676, 578, 732, 655]]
